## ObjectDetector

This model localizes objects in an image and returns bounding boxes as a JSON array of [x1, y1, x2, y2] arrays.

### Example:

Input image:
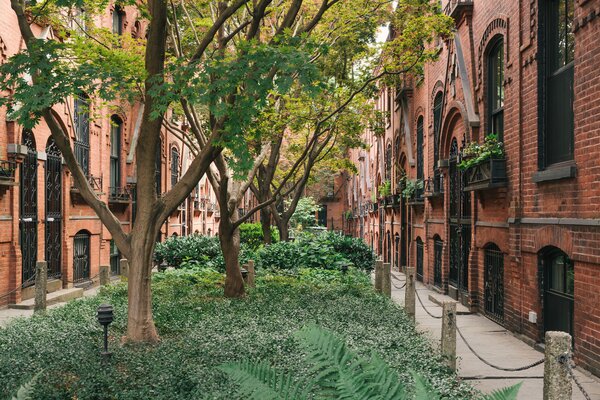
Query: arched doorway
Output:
[[449, 138, 471, 300], [20, 130, 38, 285], [484, 243, 504, 323], [45, 137, 62, 279], [386, 230, 391, 264], [394, 233, 400, 272], [541, 247, 574, 338], [433, 235, 443, 287], [416, 237, 424, 282], [73, 230, 91, 284]]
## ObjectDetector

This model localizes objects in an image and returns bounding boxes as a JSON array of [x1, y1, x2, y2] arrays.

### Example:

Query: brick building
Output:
[[0, 2, 223, 307], [344, 0, 600, 376]]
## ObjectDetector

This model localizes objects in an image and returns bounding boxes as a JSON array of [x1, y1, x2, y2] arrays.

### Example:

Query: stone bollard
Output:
[[34, 261, 48, 313], [247, 260, 255, 288], [99, 265, 110, 286], [441, 301, 457, 371], [404, 266, 416, 321], [374, 259, 383, 292], [543, 331, 572, 400], [382, 262, 391, 298], [120, 259, 129, 281]]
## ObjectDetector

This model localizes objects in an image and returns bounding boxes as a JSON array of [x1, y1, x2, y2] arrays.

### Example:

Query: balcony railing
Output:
[[408, 187, 425, 205], [463, 158, 507, 191], [0, 160, 17, 185], [71, 174, 103, 193], [424, 171, 444, 198], [443, 0, 473, 20], [108, 186, 131, 203]]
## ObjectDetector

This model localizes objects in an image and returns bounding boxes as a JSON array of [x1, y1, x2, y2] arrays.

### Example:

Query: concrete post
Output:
[[34, 261, 47, 313], [241, 263, 249, 284], [382, 262, 391, 298], [404, 266, 416, 321], [120, 259, 129, 281], [247, 260, 255, 288], [441, 301, 457, 371], [374, 259, 383, 292], [99, 265, 110, 286], [543, 331, 572, 400]]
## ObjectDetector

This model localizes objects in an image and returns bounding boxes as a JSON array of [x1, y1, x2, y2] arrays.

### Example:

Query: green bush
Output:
[[255, 240, 301, 270], [320, 231, 376, 271], [239, 223, 278, 250], [154, 235, 257, 272]]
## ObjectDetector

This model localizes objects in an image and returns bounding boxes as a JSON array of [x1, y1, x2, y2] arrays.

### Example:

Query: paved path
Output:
[[0, 285, 101, 328], [389, 270, 600, 400]]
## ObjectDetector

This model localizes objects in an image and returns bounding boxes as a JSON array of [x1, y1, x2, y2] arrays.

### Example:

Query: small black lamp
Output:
[[341, 263, 349, 275], [97, 304, 114, 360], [240, 267, 249, 280]]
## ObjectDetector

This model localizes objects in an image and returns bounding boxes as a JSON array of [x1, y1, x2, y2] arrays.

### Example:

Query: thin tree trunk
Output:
[[219, 209, 245, 297], [260, 208, 272, 244], [126, 233, 159, 343], [278, 219, 290, 241]]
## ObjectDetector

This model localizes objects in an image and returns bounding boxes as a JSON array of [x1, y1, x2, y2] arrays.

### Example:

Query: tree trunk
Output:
[[278, 219, 290, 241], [219, 209, 245, 298], [126, 233, 159, 343], [260, 208, 272, 244]]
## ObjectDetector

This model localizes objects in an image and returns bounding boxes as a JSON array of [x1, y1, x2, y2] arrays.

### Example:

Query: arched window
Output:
[[73, 230, 91, 283], [385, 143, 392, 182], [170, 147, 180, 187], [74, 93, 90, 175], [487, 38, 504, 140], [112, 5, 124, 35], [416, 116, 424, 181], [484, 243, 504, 322], [433, 92, 443, 172], [109, 116, 122, 197]]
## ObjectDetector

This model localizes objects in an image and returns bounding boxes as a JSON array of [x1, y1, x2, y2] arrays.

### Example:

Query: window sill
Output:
[[532, 163, 577, 183]]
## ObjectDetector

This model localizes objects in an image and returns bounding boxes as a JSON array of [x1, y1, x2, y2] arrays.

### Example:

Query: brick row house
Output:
[[0, 3, 222, 307], [344, 0, 600, 376]]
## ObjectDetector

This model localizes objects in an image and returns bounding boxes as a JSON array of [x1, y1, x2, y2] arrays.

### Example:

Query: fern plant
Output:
[[221, 325, 521, 400], [11, 373, 40, 400]]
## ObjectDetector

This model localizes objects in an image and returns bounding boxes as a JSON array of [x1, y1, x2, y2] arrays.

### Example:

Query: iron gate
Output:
[[20, 130, 38, 286], [110, 239, 120, 275], [543, 249, 574, 338], [45, 138, 62, 279], [484, 244, 504, 322], [73, 231, 90, 283], [434, 236, 443, 287], [448, 139, 471, 292], [416, 238, 424, 281]]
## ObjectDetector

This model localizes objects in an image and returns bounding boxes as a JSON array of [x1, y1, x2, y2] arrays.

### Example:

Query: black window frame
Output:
[[539, 0, 575, 169], [487, 37, 504, 141], [112, 5, 124, 35], [109, 116, 122, 197], [170, 146, 180, 188], [416, 116, 424, 181], [73, 93, 90, 176], [385, 142, 392, 182], [433, 92, 443, 171]]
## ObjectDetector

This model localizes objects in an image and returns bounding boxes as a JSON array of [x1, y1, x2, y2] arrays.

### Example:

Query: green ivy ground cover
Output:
[[0, 270, 476, 399]]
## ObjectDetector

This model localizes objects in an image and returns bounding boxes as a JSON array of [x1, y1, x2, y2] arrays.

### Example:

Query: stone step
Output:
[[428, 292, 472, 315], [9, 287, 84, 310], [21, 279, 64, 301]]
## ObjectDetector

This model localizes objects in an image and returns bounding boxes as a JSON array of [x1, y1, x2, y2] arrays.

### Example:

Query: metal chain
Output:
[[0, 275, 38, 300], [391, 278, 406, 290], [560, 354, 593, 400], [414, 288, 443, 319], [456, 324, 545, 371]]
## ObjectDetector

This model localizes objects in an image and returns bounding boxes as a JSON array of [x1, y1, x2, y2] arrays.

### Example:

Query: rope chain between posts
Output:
[[456, 324, 545, 372], [0, 275, 37, 300], [414, 287, 442, 319], [65, 272, 102, 289], [391, 277, 406, 290], [559, 353, 593, 400]]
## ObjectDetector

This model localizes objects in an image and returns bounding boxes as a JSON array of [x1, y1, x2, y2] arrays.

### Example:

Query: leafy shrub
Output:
[[239, 223, 278, 250], [306, 231, 376, 271], [255, 240, 301, 270], [154, 234, 257, 272]]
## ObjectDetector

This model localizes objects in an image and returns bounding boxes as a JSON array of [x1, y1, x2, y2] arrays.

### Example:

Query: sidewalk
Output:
[[390, 270, 600, 400], [0, 285, 102, 328]]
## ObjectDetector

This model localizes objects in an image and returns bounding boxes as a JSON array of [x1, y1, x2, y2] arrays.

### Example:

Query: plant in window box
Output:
[[459, 134, 507, 190], [402, 178, 424, 199], [377, 180, 391, 198], [343, 210, 353, 221]]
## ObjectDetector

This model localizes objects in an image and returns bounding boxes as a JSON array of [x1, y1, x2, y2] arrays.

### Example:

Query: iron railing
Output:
[[71, 174, 103, 192], [108, 186, 131, 203], [443, 0, 473, 18]]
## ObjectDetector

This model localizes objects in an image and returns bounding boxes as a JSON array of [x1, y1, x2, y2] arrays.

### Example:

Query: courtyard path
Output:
[[389, 270, 600, 399]]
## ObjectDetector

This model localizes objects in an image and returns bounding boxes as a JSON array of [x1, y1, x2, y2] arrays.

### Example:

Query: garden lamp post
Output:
[[341, 263, 349, 275], [97, 304, 114, 360]]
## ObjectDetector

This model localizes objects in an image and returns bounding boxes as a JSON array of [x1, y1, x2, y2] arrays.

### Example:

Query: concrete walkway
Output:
[[390, 270, 600, 400], [0, 285, 101, 328]]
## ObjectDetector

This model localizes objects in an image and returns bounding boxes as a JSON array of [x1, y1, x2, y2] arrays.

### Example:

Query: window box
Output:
[[392, 194, 402, 208], [70, 174, 103, 194], [108, 186, 131, 204], [0, 160, 17, 186], [408, 187, 425, 205], [463, 157, 507, 191], [424, 171, 444, 198], [384, 195, 394, 208]]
